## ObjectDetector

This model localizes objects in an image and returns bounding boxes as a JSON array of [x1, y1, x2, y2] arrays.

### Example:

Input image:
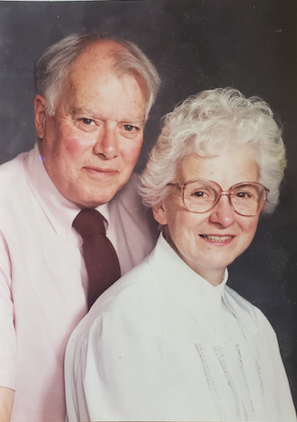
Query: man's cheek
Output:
[[65, 138, 87, 156], [124, 144, 142, 165]]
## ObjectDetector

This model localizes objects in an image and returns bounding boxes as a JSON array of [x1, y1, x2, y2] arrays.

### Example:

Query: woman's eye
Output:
[[192, 191, 205, 197], [236, 191, 251, 199]]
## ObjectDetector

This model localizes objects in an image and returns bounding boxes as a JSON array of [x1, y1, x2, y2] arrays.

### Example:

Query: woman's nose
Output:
[[208, 194, 236, 227]]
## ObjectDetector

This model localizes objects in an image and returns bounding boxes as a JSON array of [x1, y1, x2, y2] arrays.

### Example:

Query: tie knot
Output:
[[73, 208, 106, 238]]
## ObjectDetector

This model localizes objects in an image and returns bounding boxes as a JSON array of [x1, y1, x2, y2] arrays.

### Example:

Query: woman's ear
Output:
[[34, 95, 48, 140], [152, 202, 168, 226]]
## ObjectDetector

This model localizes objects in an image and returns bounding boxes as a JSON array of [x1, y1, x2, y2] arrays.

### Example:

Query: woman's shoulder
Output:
[[224, 285, 256, 310], [224, 285, 277, 338], [83, 258, 164, 327]]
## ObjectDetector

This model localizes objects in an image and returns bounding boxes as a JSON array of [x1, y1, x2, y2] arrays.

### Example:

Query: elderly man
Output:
[[0, 33, 160, 422]]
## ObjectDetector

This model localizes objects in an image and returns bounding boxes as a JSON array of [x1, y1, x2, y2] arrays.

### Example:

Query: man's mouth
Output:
[[200, 235, 233, 242], [84, 166, 117, 175]]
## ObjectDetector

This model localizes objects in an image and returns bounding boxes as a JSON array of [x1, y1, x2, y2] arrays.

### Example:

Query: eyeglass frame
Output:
[[167, 178, 270, 217]]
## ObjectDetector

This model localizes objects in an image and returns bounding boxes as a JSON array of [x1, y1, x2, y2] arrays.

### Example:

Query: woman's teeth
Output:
[[200, 235, 232, 242]]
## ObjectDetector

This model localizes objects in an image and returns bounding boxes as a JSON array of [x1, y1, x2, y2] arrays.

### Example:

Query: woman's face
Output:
[[153, 149, 261, 286]]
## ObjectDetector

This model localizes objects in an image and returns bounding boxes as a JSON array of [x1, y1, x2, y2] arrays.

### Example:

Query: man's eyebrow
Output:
[[123, 118, 146, 125], [70, 107, 146, 124], [70, 107, 94, 116]]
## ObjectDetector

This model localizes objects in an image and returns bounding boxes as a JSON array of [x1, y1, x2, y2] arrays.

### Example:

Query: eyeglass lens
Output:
[[183, 180, 266, 216]]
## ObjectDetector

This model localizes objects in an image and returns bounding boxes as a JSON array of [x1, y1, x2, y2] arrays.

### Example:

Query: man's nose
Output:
[[208, 194, 236, 227], [93, 123, 119, 159]]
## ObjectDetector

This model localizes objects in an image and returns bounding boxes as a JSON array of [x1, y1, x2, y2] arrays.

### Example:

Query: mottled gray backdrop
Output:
[[1, 0, 296, 405]]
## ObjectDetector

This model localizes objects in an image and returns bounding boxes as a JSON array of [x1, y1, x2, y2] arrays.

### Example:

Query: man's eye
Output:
[[123, 125, 137, 132], [81, 118, 94, 125]]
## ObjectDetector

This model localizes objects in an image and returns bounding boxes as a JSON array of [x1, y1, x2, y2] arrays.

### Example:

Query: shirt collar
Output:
[[24, 144, 110, 241], [97, 203, 110, 230]]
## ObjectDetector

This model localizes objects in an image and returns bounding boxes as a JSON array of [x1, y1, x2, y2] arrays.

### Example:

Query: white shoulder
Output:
[[90, 259, 157, 317], [224, 285, 277, 340]]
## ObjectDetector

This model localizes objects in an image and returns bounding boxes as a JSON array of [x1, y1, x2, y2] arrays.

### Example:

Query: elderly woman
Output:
[[65, 88, 296, 421]]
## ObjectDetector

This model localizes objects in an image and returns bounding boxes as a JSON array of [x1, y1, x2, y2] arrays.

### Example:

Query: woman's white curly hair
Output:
[[139, 88, 286, 214]]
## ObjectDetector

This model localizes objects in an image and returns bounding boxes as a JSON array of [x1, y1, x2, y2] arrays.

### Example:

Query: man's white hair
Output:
[[34, 33, 161, 118]]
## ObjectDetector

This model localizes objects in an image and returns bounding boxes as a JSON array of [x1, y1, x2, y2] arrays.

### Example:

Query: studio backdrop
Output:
[[0, 0, 297, 405]]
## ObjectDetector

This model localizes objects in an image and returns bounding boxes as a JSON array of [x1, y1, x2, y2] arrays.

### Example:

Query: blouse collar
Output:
[[147, 233, 229, 322]]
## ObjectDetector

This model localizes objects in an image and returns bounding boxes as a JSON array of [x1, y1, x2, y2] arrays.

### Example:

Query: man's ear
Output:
[[152, 202, 168, 226], [34, 95, 47, 140]]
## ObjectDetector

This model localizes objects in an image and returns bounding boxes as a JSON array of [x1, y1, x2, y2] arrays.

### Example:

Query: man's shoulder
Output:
[[108, 173, 159, 273], [110, 172, 156, 226], [0, 151, 30, 196]]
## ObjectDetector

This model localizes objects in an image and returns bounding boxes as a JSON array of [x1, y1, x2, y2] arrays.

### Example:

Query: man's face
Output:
[[34, 42, 146, 207]]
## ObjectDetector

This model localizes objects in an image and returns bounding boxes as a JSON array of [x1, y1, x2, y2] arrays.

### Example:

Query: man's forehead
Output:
[[64, 41, 135, 92], [65, 48, 144, 96], [71, 39, 126, 70], [55, 40, 147, 117]]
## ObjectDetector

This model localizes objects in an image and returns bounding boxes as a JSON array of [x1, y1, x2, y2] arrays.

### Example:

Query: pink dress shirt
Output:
[[0, 144, 157, 422]]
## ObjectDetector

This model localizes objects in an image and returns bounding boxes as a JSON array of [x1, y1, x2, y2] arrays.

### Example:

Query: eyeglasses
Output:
[[167, 179, 269, 216]]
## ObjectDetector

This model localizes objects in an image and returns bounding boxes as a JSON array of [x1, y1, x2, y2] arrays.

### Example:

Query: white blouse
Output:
[[65, 234, 296, 422]]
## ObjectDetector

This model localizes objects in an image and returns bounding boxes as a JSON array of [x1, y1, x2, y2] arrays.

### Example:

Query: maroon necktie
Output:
[[73, 208, 121, 310]]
